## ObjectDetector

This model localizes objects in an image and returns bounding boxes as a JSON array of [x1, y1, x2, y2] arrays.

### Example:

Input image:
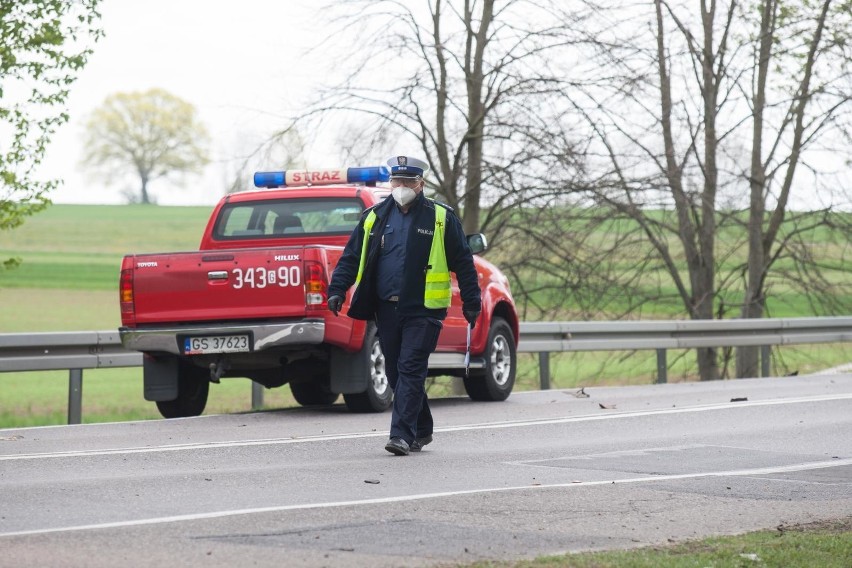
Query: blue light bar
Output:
[[253, 167, 390, 189], [347, 166, 390, 184], [253, 171, 285, 188]]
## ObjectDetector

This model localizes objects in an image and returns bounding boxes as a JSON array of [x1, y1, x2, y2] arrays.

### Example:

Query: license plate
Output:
[[183, 335, 250, 355]]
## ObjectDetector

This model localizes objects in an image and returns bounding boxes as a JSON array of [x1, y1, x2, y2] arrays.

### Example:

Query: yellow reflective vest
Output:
[[355, 201, 451, 309]]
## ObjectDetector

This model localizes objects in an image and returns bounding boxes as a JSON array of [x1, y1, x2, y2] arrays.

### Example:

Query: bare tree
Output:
[[546, 0, 852, 379], [294, 0, 585, 239], [736, 0, 852, 376], [220, 128, 306, 194], [281, 0, 850, 389]]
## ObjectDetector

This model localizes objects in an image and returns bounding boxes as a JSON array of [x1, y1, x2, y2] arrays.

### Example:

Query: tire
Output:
[[290, 381, 339, 406], [155, 362, 210, 418], [464, 317, 516, 401], [343, 325, 394, 413]]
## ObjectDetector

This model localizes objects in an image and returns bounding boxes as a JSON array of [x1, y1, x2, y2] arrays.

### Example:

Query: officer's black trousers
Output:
[[375, 301, 441, 444]]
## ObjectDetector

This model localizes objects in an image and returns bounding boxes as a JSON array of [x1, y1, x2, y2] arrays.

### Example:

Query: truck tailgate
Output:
[[127, 247, 316, 324]]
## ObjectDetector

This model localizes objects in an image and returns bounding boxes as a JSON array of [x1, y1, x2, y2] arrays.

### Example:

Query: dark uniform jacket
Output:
[[328, 192, 481, 320]]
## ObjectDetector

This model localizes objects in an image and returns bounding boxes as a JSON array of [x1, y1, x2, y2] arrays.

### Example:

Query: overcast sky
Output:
[[38, 1, 850, 210], [42, 0, 342, 206]]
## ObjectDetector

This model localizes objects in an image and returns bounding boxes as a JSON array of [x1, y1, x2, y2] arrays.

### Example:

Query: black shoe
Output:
[[410, 434, 433, 452], [385, 437, 410, 456]]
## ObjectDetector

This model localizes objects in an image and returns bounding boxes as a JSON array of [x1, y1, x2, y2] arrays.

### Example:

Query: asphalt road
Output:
[[1, 373, 851, 567]]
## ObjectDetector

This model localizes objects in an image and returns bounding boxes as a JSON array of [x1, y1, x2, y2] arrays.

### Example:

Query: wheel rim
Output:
[[370, 340, 389, 396], [489, 334, 512, 387]]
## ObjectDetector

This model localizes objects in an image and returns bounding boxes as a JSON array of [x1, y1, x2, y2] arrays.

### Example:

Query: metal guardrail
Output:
[[0, 330, 142, 372], [0, 330, 142, 425], [517, 317, 852, 390], [2, 316, 851, 424]]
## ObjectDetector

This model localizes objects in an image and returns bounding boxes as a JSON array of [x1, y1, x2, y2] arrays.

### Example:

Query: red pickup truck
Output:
[[119, 167, 519, 418]]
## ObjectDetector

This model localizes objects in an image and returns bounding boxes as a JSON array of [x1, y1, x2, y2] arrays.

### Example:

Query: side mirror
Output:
[[466, 233, 488, 255]]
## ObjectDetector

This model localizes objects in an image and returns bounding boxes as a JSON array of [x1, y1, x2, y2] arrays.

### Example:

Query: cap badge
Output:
[[397, 156, 407, 166]]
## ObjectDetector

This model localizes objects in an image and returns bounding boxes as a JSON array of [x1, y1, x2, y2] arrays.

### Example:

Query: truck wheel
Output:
[[290, 381, 339, 406], [155, 362, 209, 418], [464, 317, 516, 401], [343, 325, 393, 413]]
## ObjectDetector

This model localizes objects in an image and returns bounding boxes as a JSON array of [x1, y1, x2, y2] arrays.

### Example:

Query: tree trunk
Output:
[[430, 0, 457, 210], [736, 0, 774, 378], [464, 107, 483, 234], [461, 0, 492, 234], [694, 1, 721, 381], [737, 0, 831, 378], [655, 0, 720, 381], [693, 273, 721, 381], [140, 175, 150, 205], [737, 224, 767, 375]]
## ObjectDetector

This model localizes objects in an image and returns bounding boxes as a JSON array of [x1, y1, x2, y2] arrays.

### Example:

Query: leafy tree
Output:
[[1, 0, 103, 266], [81, 88, 210, 204]]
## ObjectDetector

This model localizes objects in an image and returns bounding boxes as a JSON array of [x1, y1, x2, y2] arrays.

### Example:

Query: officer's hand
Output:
[[328, 295, 344, 316], [463, 309, 480, 329]]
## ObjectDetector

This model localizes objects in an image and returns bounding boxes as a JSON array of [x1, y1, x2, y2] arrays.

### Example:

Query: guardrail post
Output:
[[761, 345, 770, 378], [655, 349, 667, 384], [538, 352, 551, 390], [251, 381, 264, 410], [68, 369, 83, 425]]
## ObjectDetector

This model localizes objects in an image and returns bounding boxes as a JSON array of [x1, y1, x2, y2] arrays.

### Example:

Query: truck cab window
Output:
[[214, 198, 364, 240]]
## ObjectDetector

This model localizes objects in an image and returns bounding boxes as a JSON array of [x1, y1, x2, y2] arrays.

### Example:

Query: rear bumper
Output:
[[119, 321, 325, 355]]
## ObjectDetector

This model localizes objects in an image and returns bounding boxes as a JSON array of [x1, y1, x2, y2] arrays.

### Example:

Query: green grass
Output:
[[513, 343, 852, 389], [1, 288, 120, 331], [1, 204, 210, 254], [0, 204, 209, 289], [509, 281, 851, 320], [0, 368, 301, 429], [0, 253, 121, 289], [493, 208, 852, 321], [460, 518, 852, 567]]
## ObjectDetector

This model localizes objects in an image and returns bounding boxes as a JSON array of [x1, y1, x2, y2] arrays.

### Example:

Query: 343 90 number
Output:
[[232, 266, 300, 289]]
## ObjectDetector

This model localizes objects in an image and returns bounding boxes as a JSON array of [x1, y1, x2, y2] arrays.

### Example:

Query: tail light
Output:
[[119, 268, 136, 325], [304, 260, 328, 311]]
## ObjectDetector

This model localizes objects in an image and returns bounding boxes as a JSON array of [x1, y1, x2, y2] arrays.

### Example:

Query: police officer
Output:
[[327, 156, 481, 456]]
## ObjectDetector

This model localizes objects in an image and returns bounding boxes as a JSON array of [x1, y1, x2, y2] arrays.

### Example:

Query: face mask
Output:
[[391, 185, 417, 207]]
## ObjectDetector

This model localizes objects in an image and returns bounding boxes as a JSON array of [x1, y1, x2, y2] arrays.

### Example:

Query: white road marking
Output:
[[738, 476, 851, 486], [2, 392, 851, 462], [2, 457, 850, 538]]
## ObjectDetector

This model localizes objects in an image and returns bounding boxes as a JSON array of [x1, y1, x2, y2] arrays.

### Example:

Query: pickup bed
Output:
[[119, 168, 519, 418]]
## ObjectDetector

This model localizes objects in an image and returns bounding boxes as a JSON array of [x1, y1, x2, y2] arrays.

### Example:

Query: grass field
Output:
[[0, 204, 210, 290], [462, 518, 852, 567], [0, 203, 849, 428], [500, 208, 852, 321]]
